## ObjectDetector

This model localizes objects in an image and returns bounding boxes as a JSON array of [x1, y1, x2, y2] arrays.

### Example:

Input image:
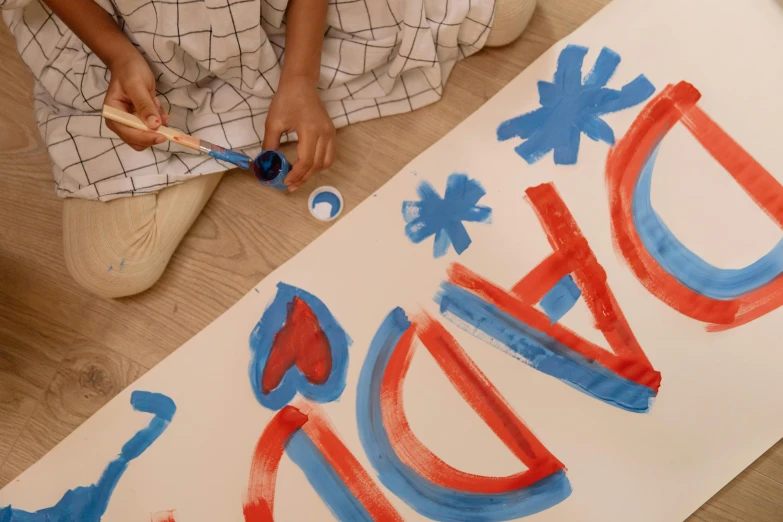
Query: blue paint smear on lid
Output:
[[312, 191, 342, 218]]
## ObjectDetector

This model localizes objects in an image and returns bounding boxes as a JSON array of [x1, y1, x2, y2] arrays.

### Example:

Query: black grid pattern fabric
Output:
[[2, 0, 495, 201]]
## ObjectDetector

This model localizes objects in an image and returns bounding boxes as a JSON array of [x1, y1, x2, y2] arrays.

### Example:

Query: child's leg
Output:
[[485, 0, 537, 48], [63, 173, 224, 298]]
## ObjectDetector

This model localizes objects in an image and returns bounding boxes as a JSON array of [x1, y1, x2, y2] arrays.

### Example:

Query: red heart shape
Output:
[[261, 297, 333, 394]]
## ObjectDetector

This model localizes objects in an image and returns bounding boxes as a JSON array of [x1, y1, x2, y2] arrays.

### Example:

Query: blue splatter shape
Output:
[[402, 173, 492, 258], [539, 275, 582, 323], [497, 45, 655, 165], [248, 283, 352, 411], [0, 391, 176, 522]]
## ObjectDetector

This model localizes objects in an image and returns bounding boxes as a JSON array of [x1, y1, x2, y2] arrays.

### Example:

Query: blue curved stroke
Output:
[[1, 391, 176, 522], [355, 307, 572, 522], [632, 144, 783, 300]]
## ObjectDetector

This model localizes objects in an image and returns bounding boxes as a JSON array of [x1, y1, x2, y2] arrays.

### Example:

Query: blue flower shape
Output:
[[497, 45, 655, 165], [402, 173, 492, 258]]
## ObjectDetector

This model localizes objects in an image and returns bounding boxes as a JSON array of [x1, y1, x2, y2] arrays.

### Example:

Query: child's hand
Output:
[[104, 51, 170, 151], [263, 76, 336, 192]]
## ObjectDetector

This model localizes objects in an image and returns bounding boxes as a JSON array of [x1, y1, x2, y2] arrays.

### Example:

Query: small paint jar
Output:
[[308, 186, 344, 222], [253, 150, 290, 190]]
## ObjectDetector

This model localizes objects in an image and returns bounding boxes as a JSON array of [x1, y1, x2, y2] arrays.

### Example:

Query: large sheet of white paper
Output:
[[3, 0, 783, 520]]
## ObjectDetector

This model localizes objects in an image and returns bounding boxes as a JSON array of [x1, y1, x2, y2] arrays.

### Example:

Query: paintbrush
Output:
[[102, 105, 252, 170]]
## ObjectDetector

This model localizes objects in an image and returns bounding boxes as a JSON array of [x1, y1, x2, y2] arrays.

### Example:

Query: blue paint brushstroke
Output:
[[497, 45, 655, 165], [356, 308, 572, 521], [0, 391, 176, 522], [208, 148, 251, 170], [539, 275, 582, 323], [402, 173, 492, 258], [285, 430, 374, 521], [248, 282, 352, 411], [436, 283, 655, 413], [633, 144, 783, 300]]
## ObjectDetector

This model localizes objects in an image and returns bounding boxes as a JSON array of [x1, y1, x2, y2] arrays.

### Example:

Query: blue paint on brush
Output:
[[402, 173, 492, 258], [0, 391, 176, 522], [436, 283, 656, 412], [355, 308, 572, 521], [539, 275, 582, 323], [633, 144, 783, 299], [497, 45, 655, 165], [208, 148, 251, 170], [285, 430, 374, 521]]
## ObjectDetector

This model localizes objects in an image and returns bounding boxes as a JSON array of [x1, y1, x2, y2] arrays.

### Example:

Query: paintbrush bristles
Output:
[[101, 106, 200, 151]]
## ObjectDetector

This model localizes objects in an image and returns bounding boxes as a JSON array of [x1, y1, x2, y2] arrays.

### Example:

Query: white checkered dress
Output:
[[1, 0, 495, 201]]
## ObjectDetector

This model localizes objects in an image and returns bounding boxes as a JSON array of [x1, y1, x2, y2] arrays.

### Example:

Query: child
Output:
[[1, 0, 535, 298]]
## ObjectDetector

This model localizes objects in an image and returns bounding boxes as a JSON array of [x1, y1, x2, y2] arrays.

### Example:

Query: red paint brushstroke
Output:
[[606, 81, 783, 331], [449, 182, 661, 391], [300, 404, 405, 521], [243, 403, 402, 521], [379, 314, 564, 493], [244, 406, 308, 522], [511, 252, 572, 304], [262, 297, 332, 394], [150, 510, 178, 522]]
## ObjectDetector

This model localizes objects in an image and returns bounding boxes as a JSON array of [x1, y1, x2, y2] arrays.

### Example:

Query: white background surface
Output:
[[3, 0, 783, 520]]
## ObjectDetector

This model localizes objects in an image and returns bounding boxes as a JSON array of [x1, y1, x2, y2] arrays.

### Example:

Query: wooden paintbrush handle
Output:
[[101, 105, 200, 150]]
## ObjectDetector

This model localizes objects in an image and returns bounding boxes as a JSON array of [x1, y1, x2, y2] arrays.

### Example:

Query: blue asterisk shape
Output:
[[402, 173, 492, 258], [497, 45, 655, 165]]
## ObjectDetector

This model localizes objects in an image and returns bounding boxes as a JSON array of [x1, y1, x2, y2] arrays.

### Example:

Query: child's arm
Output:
[[263, 0, 335, 191], [43, 0, 168, 150]]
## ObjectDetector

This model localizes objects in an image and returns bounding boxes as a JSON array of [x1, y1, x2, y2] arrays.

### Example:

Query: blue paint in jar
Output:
[[253, 150, 290, 190]]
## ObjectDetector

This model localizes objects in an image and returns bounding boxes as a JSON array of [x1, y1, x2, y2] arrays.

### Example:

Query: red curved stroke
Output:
[[380, 314, 564, 493], [606, 81, 783, 330]]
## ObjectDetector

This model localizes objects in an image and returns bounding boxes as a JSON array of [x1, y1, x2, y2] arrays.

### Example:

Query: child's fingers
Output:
[[289, 136, 326, 191], [287, 133, 316, 188], [153, 97, 171, 126], [106, 119, 165, 150], [324, 138, 336, 170], [125, 81, 162, 130], [263, 119, 285, 151]]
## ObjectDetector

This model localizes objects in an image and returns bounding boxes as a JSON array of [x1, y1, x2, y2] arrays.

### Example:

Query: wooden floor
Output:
[[1, 0, 782, 520]]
